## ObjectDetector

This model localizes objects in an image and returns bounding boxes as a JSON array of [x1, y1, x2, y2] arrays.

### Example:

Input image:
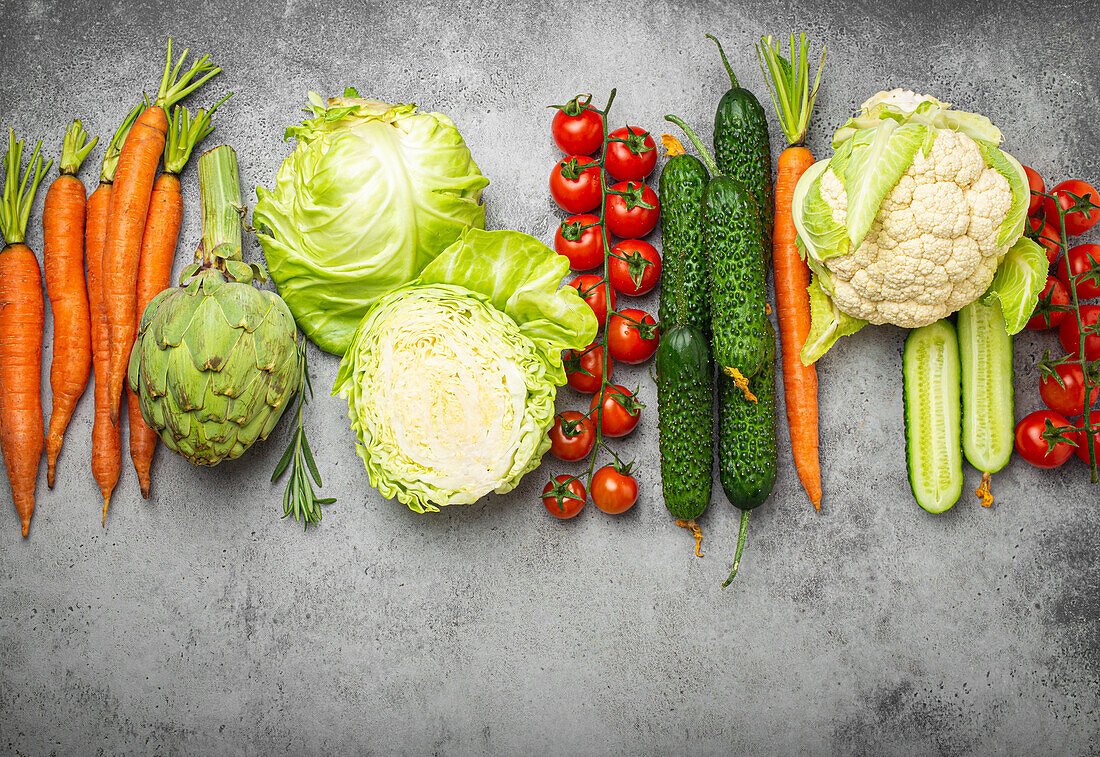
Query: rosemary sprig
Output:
[[272, 343, 334, 529]]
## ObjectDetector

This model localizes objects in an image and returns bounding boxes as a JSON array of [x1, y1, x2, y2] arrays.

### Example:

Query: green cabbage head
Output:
[[333, 228, 598, 513], [255, 88, 488, 355]]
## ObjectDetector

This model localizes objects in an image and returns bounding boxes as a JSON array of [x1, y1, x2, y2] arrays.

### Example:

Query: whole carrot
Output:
[[758, 34, 826, 511], [42, 120, 99, 488], [104, 39, 221, 422], [127, 101, 225, 498], [0, 130, 52, 537], [89, 105, 141, 524]]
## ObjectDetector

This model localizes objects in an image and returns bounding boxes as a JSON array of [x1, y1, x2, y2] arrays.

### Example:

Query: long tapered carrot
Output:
[[127, 101, 225, 498], [104, 39, 221, 422], [0, 130, 52, 537], [43, 121, 98, 488], [758, 34, 826, 511], [89, 105, 140, 524]]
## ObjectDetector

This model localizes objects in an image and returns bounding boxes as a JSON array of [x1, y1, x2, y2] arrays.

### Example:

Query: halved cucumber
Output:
[[903, 320, 963, 514], [958, 300, 1014, 475]]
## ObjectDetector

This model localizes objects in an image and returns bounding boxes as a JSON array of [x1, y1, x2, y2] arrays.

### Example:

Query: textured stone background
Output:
[[0, 0, 1098, 754]]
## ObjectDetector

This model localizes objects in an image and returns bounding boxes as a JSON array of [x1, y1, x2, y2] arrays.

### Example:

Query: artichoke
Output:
[[128, 146, 301, 466]]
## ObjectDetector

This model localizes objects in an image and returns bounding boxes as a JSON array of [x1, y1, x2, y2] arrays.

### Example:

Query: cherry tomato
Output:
[[554, 214, 604, 271], [590, 465, 638, 514], [1044, 179, 1100, 237], [606, 181, 660, 238], [1073, 416, 1100, 464], [563, 342, 611, 393], [607, 309, 659, 364], [1039, 363, 1100, 418], [1027, 216, 1062, 264], [551, 97, 604, 156], [1023, 165, 1045, 217], [1059, 304, 1100, 360], [1015, 410, 1077, 469], [608, 240, 661, 296], [1026, 277, 1070, 330], [569, 274, 616, 327], [1057, 243, 1100, 301], [589, 384, 643, 437], [550, 155, 602, 214], [542, 475, 586, 519], [605, 126, 657, 182], [548, 411, 596, 462]]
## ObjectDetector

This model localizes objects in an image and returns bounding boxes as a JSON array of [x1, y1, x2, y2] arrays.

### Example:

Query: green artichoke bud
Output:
[[128, 146, 302, 466]]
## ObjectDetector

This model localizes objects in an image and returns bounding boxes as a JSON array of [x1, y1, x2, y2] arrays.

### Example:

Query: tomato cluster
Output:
[[1016, 167, 1100, 471]]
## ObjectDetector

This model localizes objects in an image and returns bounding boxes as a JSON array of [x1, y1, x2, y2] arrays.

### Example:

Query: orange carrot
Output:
[[104, 40, 221, 422], [89, 107, 139, 524], [127, 102, 224, 498], [42, 121, 98, 488], [0, 131, 52, 537]]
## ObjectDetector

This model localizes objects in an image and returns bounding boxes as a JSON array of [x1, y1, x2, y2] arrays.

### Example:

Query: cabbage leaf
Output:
[[980, 236, 1049, 334]]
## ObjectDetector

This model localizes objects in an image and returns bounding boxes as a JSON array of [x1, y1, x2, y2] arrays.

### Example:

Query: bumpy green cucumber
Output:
[[718, 321, 777, 510], [658, 153, 710, 333]]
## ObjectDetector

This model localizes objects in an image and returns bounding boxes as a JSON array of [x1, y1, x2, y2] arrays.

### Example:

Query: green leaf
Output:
[[980, 236, 1048, 334], [801, 273, 868, 364], [791, 159, 849, 263], [975, 139, 1029, 247]]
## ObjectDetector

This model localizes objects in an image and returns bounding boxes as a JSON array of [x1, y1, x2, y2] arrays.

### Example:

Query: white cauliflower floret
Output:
[[821, 129, 1012, 328]]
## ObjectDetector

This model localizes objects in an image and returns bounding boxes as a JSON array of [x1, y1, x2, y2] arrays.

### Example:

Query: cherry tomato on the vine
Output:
[[608, 239, 661, 296], [551, 96, 605, 156], [1059, 304, 1100, 360], [548, 411, 596, 462], [589, 384, 643, 438], [607, 309, 659, 364], [1023, 165, 1045, 217], [1026, 277, 1070, 331], [1039, 363, 1100, 418], [1015, 410, 1077, 469], [554, 214, 604, 271], [605, 126, 657, 182], [542, 475, 586, 519], [550, 155, 602, 214], [591, 464, 639, 515], [569, 274, 616, 326], [1027, 216, 1062, 265], [1057, 243, 1100, 301], [1044, 179, 1100, 237], [563, 342, 611, 394], [606, 181, 660, 238]]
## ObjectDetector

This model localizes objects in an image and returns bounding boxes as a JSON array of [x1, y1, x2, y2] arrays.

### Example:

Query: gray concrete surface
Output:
[[1, 0, 1098, 754]]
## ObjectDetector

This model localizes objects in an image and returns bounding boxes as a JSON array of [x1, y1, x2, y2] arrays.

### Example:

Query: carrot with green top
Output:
[[104, 39, 221, 422], [0, 130, 52, 537]]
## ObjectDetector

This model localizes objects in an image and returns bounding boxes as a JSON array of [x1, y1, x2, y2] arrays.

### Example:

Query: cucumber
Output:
[[958, 300, 1014, 476], [704, 175, 769, 378], [656, 325, 713, 521], [658, 153, 710, 333], [903, 320, 963, 514]]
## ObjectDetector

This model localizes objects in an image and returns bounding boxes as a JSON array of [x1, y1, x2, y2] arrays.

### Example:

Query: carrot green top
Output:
[[155, 38, 222, 111], [59, 119, 98, 176], [757, 34, 826, 147], [0, 128, 52, 246], [163, 93, 233, 176], [100, 103, 142, 185]]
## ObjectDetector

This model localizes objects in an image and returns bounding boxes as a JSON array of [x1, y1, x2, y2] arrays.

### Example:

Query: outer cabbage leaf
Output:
[[801, 273, 868, 364], [979, 236, 1048, 334], [792, 159, 848, 263], [975, 139, 1029, 247], [254, 91, 488, 355]]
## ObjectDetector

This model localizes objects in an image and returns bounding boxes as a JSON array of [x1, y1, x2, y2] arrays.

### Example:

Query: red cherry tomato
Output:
[[608, 240, 661, 296], [1073, 416, 1100, 464], [550, 155, 602, 214], [605, 126, 657, 181], [1027, 216, 1062, 264], [1044, 179, 1100, 237], [589, 384, 642, 437], [1026, 277, 1070, 331], [1059, 304, 1100, 360], [1023, 165, 1045, 217], [542, 475, 586, 519], [569, 275, 616, 327], [548, 411, 596, 462], [590, 465, 639, 515], [606, 181, 660, 238], [1015, 410, 1077, 469], [607, 309, 659, 364], [551, 98, 604, 156], [1040, 363, 1100, 418], [563, 342, 611, 393], [1057, 243, 1100, 301], [554, 214, 604, 271]]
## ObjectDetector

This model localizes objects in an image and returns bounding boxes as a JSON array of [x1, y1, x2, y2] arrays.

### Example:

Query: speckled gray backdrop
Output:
[[0, 0, 1097, 754]]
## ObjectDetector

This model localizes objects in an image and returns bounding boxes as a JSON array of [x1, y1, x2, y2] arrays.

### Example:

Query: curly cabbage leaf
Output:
[[980, 236, 1049, 334], [801, 273, 868, 365]]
